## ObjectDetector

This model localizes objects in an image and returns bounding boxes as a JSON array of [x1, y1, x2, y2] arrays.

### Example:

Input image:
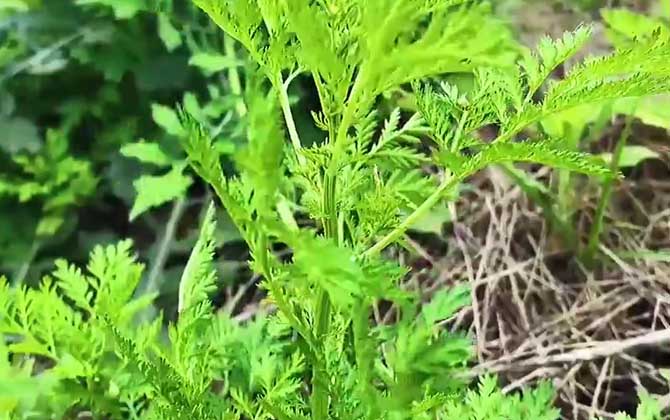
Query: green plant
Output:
[[504, 7, 670, 264], [3, 0, 670, 419], [184, 0, 670, 415]]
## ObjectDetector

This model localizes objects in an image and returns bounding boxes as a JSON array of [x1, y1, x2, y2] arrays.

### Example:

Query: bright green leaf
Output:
[[600, 145, 659, 168], [129, 165, 192, 220], [152, 103, 185, 137], [121, 142, 173, 167], [189, 53, 240, 75], [178, 202, 217, 314], [409, 203, 452, 235], [614, 95, 670, 129], [75, 0, 145, 19], [0, 0, 29, 12], [158, 14, 182, 52], [601, 8, 669, 47]]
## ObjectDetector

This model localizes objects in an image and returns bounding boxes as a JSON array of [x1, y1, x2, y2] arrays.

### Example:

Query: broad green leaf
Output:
[[0, 116, 41, 154], [601, 8, 668, 47], [540, 103, 609, 146], [76, 0, 145, 19], [158, 14, 182, 52], [121, 142, 173, 167], [152, 103, 185, 137], [600, 145, 659, 168], [614, 96, 670, 129], [409, 203, 452, 235], [189, 53, 240, 75], [0, 0, 29, 12], [182, 92, 202, 120], [129, 165, 192, 220], [36, 214, 65, 237]]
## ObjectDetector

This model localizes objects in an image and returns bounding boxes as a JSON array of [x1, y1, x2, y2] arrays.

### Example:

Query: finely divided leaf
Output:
[[178, 203, 218, 315], [520, 25, 593, 98], [462, 140, 614, 180]]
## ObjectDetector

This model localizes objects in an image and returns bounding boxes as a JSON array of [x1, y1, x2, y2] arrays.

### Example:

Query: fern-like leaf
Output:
[[455, 140, 614, 180], [178, 203, 218, 315]]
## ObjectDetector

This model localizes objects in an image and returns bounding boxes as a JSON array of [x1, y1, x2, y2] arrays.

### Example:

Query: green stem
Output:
[[277, 74, 305, 164], [583, 118, 632, 268], [363, 174, 460, 258], [223, 35, 247, 117], [13, 238, 40, 285], [311, 290, 330, 419], [141, 197, 187, 321], [310, 74, 365, 420], [257, 233, 316, 348], [311, 175, 335, 420], [451, 110, 469, 153], [223, 37, 312, 341], [499, 163, 577, 249]]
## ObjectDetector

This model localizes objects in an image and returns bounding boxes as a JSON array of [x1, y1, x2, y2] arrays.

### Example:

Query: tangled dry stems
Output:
[[407, 166, 670, 419]]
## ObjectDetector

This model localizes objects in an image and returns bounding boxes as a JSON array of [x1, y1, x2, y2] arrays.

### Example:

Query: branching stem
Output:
[[310, 69, 367, 420], [364, 174, 460, 258]]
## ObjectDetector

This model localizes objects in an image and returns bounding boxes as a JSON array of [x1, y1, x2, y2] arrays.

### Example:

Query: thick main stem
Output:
[[310, 81, 362, 419], [310, 142, 340, 420], [306, 66, 366, 419], [311, 288, 331, 419]]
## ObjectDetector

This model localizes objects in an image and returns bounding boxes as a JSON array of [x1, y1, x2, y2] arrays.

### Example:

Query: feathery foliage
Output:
[[3, 1, 670, 419]]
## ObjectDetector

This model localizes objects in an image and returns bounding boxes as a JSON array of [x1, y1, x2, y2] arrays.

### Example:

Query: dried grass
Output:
[[411, 168, 670, 419]]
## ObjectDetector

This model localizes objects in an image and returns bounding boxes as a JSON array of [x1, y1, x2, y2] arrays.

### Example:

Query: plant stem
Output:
[[309, 75, 364, 420], [139, 197, 187, 321], [583, 118, 632, 267], [223, 35, 247, 117], [364, 174, 460, 258], [224, 37, 313, 339], [311, 292, 330, 418], [500, 163, 577, 249], [311, 164, 337, 420], [277, 75, 305, 165], [13, 239, 41, 285], [348, 67, 472, 260]]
